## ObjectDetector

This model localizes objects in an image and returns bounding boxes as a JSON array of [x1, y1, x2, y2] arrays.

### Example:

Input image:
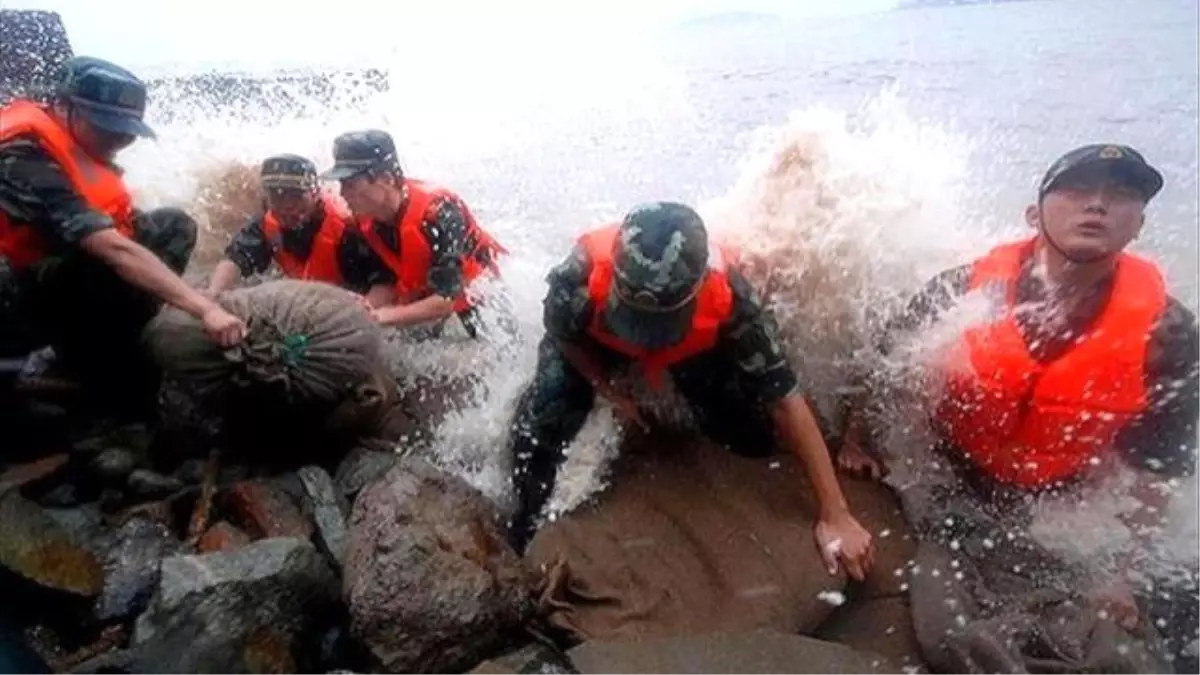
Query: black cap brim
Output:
[[602, 295, 694, 350], [74, 100, 155, 139], [319, 160, 380, 181], [1044, 157, 1165, 202]]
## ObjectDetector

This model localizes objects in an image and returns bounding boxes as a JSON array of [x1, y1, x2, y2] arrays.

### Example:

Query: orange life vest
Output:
[[581, 223, 736, 388], [360, 179, 506, 312], [261, 198, 350, 286], [935, 238, 1166, 488], [0, 99, 135, 270]]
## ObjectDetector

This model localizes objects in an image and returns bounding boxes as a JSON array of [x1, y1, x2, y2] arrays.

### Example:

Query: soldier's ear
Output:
[[1024, 204, 1040, 230]]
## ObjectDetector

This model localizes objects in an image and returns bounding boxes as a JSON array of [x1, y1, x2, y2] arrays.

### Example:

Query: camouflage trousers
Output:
[[0, 207, 197, 418], [507, 334, 779, 551]]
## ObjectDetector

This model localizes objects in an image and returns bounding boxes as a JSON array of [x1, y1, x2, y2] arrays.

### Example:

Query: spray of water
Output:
[[120, 44, 1195, 598]]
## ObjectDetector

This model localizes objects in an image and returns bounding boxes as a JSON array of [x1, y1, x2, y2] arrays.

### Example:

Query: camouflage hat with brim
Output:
[[260, 154, 319, 191], [1039, 144, 1164, 201], [602, 202, 710, 350], [58, 56, 155, 139]]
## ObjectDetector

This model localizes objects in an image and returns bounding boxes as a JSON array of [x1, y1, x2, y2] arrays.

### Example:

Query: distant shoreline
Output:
[[895, 0, 1041, 9]]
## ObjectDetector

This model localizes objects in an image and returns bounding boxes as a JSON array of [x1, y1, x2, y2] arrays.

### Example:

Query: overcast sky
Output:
[[13, 0, 899, 70]]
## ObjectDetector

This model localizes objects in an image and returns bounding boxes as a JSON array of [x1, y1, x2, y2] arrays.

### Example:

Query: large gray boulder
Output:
[[344, 457, 533, 673]]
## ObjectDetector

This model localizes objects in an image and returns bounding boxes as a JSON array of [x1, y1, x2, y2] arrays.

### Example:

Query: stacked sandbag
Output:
[[144, 280, 396, 449], [525, 435, 916, 648]]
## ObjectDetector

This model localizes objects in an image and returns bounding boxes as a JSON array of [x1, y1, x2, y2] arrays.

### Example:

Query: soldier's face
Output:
[[339, 173, 395, 220], [70, 114, 135, 160], [1027, 165, 1145, 263], [265, 189, 318, 228]]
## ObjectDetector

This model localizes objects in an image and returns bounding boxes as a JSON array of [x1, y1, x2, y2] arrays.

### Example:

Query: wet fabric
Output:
[[508, 334, 781, 549], [224, 201, 388, 293], [899, 475, 1177, 674], [875, 260, 1199, 477], [144, 280, 391, 427], [0, 206, 196, 418], [525, 436, 914, 646]]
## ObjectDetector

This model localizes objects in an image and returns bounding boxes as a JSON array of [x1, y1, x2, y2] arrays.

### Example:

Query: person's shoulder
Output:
[[0, 135, 55, 165], [1152, 294, 1199, 358]]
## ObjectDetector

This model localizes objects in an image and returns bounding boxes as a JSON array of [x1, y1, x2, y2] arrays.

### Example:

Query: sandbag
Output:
[[144, 279, 390, 417], [525, 436, 913, 644]]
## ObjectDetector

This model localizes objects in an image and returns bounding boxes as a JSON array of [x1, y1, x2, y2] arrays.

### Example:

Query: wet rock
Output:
[[0, 611, 51, 673], [44, 504, 109, 560], [90, 449, 138, 483], [173, 458, 207, 486], [0, 454, 69, 494], [197, 521, 252, 554], [126, 470, 184, 500], [36, 482, 85, 508], [0, 491, 103, 600], [223, 480, 313, 540], [131, 537, 338, 673], [333, 446, 397, 499], [297, 466, 348, 568], [67, 648, 134, 675], [70, 424, 152, 459], [469, 642, 579, 674], [344, 457, 533, 673], [566, 630, 895, 674], [95, 518, 180, 622]]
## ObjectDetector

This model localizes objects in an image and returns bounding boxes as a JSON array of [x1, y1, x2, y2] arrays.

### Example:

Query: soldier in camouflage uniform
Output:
[[0, 56, 245, 418], [507, 202, 877, 580]]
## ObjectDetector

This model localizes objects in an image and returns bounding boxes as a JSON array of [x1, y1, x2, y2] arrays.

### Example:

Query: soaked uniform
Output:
[[225, 203, 388, 293], [321, 130, 513, 340], [877, 253, 1199, 672], [880, 259, 1198, 482], [509, 232, 800, 547], [0, 136, 197, 414], [360, 189, 512, 338]]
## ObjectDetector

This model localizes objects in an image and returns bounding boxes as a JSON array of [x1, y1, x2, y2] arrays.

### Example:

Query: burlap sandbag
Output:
[[526, 435, 914, 644], [144, 280, 392, 434]]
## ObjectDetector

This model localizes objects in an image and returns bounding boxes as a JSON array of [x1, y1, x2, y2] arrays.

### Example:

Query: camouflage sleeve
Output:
[[717, 270, 799, 403], [337, 226, 396, 294], [222, 214, 273, 277], [878, 264, 971, 355], [1116, 297, 1199, 477], [542, 244, 594, 342], [421, 196, 469, 300], [0, 138, 114, 249]]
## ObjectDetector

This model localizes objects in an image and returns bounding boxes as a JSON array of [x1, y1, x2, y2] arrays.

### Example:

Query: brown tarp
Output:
[[901, 482, 1177, 674], [525, 435, 917, 651]]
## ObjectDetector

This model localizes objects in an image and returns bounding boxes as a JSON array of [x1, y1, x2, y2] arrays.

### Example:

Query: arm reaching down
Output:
[[370, 293, 456, 327], [206, 259, 242, 295], [81, 229, 246, 346], [770, 393, 876, 581]]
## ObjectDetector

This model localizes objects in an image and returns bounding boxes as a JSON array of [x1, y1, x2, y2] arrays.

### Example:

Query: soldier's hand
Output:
[[201, 306, 247, 347]]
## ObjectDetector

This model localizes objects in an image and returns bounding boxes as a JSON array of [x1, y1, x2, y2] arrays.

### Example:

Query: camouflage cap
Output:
[[55, 56, 154, 139], [260, 153, 319, 191], [603, 202, 711, 350]]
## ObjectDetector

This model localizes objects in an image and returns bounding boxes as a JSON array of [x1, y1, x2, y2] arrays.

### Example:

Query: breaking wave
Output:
[[125, 56, 1196, 593]]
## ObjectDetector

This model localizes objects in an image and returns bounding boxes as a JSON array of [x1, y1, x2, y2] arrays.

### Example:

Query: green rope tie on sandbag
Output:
[[281, 333, 310, 366]]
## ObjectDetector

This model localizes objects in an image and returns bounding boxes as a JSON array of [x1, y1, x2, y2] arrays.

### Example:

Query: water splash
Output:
[[119, 44, 1196, 598]]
